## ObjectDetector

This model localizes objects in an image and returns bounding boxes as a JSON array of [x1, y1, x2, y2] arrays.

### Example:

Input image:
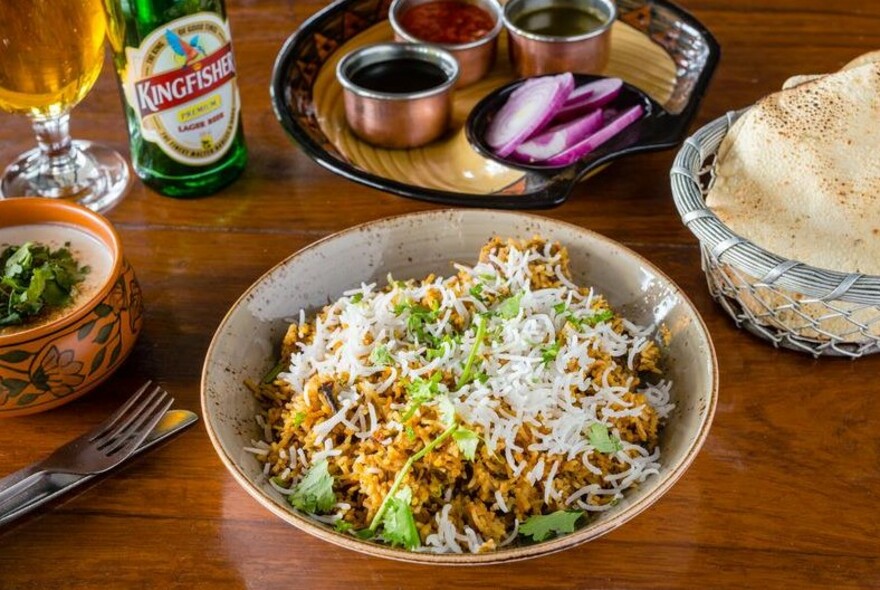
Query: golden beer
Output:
[[0, 0, 106, 118]]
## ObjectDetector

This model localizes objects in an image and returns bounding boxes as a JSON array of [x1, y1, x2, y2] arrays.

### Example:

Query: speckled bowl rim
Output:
[[0, 198, 123, 347], [201, 209, 718, 565]]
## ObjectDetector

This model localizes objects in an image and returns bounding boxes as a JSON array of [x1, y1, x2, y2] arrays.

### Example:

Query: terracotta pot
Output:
[[0, 198, 143, 417]]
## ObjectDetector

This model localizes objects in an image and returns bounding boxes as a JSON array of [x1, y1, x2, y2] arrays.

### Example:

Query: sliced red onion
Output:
[[552, 78, 624, 123], [565, 83, 595, 102], [542, 104, 644, 167], [510, 109, 604, 163], [486, 73, 575, 157]]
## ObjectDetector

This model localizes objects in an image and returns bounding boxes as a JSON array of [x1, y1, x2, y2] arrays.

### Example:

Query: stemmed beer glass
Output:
[[0, 0, 130, 213]]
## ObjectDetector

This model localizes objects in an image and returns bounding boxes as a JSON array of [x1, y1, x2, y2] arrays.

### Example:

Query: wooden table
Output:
[[1, 1, 878, 587]]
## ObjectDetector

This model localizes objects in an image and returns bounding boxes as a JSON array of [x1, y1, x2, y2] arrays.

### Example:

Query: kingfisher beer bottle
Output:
[[105, 0, 247, 197]]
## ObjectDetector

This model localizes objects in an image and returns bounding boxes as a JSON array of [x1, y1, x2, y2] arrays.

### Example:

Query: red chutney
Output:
[[399, 1, 495, 45]]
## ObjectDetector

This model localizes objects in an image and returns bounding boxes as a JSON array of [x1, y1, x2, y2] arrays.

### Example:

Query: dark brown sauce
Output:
[[349, 59, 449, 94]]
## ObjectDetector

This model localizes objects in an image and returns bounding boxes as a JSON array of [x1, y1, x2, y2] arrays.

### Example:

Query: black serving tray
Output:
[[270, 0, 720, 208]]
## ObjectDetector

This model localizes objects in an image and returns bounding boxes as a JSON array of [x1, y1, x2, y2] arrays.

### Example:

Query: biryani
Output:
[[247, 237, 674, 553]]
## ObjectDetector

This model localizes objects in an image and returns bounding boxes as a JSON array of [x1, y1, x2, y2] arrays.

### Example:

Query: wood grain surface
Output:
[[1, 0, 879, 588]]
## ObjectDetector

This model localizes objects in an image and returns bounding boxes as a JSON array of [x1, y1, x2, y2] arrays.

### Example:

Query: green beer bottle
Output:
[[105, 0, 247, 197]]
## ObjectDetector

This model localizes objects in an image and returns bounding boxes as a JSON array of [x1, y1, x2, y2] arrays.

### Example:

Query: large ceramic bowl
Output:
[[0, 199, 143, 418], [201, 210, 717, 564]]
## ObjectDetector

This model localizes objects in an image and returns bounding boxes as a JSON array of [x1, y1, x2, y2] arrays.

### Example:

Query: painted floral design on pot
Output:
[[0, 260, 143, 416]]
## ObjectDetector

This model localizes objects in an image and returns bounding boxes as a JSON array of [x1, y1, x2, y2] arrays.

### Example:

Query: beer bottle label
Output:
[[122, 13, 241, 165]]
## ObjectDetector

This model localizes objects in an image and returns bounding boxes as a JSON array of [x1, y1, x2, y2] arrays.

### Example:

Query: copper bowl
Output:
[[336, 43, 459, 149], [504, 0, 616, 77], [389, 0, 503, 88]]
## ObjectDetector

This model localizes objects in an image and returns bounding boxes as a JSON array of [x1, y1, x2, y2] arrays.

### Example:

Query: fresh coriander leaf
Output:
[[4, 243, 31, 277], [405, 425, 416, 441], [0, 312, 21, 327], [519, 510, 584, 542], [469, 284, 484, 301], [49, 246, 86, 289], [411, 315, 441, 347], [584, 309, 614, 327], [351, 292, 364, 303], [436, 396, 456, 426], [1, 275, 20, 290], [407, 372, 442, 401], [41, 280, 67, 307], [475, 371, 489, 384], [452, 427, 479, 460], [0, 242, 87, 327], [552, 302, 568, 315], [355, 528, 375, 540], [395, 300, 442, 347], [496, 293, 522, 319], [425, 345, 446, 361], [334, 520, 353, 533], [429, 332, 462, 361], [541, 342, 560, 366], [292, 412, 306, 427], [25, 265, 51, 306], [380, 486, 421, 550], [402, 373, 443, 421], [368, 424, 458, 534], [288, 459, 336, 513], [564, 314, 584, 329], [16, 274, 45, 317], [588, 423, 623, 453], [370, 345, 393, 366], [406, 307, 431, 331]]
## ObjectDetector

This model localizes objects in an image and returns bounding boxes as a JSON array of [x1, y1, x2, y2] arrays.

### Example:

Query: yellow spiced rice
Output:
[[247, 237, 673, 553]]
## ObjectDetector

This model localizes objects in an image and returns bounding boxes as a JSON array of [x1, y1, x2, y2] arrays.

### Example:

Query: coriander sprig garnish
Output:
[[0, 241, 88, 327], [456, 314, 488, 389], [367, 422, 458, 536]]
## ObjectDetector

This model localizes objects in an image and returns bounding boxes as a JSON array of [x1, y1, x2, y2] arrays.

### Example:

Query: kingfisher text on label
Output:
[[134, 44, 235, 118]]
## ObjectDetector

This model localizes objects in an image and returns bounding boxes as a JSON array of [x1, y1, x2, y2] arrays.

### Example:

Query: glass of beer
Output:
[[0, 0, 130, 213]]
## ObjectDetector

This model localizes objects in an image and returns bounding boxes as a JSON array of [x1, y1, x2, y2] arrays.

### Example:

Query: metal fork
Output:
[[0, 382, 173, 518]]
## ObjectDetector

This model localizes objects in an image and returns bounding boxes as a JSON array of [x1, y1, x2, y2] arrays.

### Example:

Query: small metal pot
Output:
[[336, 43, 459, 149], [504, 0, 616, 77], [389, 0, 503, 88]]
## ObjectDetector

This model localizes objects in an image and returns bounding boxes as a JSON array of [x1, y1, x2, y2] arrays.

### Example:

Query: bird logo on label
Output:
[[165, 29, 206, 67]]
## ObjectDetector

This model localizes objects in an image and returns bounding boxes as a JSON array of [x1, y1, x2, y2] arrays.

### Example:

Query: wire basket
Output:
[[670, 111, 880, 358]]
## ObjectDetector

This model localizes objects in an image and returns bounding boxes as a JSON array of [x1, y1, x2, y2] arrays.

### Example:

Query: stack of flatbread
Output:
[[705, 51, 880, 343]]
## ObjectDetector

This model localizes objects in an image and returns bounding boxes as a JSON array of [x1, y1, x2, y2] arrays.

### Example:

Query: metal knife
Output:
[[0, 409, 198, 527]]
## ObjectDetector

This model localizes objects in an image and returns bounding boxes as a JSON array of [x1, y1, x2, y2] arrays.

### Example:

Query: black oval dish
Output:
[[270, 0, 720, 209], [466, 74, 675, 175]]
